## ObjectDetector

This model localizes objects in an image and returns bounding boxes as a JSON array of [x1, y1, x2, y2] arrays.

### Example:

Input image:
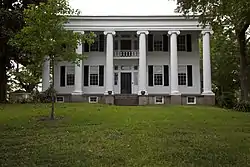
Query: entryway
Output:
[[120, 72, 132, 94]]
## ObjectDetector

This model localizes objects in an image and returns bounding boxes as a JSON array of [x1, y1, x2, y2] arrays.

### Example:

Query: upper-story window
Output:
[[85, 33, 104, 52], [153, 34, 163, 51], [177, 35, 186, 51], [90, 39, 99, 51]]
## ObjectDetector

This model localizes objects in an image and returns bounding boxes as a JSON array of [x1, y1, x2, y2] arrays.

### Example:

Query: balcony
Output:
[[114, 50, 139, 59]]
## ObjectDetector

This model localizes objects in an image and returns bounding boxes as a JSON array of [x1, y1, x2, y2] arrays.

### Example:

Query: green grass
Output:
[[0, 103, 250, 167]]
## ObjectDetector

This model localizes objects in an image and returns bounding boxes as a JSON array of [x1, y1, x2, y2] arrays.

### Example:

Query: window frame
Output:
[[56, 96, 64, 103], [177, 35, 186, 51], [89, 65, 99, 86], [89, 34, 100, 52], [153, 65, 164, 86], [89, 96, 98, 103], [178, 65, 187, 86], [155, 96, 164, 104], [187, 96, 196, 105], [153, 34, 163, 51], [66, 65, 75, 86]]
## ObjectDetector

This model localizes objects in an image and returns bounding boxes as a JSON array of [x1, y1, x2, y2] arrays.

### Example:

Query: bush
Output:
[[234, 101, 250, 112], [216, 92, 237, 109]]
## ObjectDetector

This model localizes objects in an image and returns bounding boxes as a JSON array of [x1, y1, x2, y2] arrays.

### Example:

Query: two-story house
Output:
[[41, 15, 215, 105]]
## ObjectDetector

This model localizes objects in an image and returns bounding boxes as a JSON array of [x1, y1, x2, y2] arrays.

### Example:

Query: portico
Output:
[[42, 15, 215, 105]]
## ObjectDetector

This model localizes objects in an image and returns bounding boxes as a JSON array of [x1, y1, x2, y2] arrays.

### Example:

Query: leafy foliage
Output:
[[234, 101, 250, 112], [176, 0, 250, 101], [9, 0, 95, 119]]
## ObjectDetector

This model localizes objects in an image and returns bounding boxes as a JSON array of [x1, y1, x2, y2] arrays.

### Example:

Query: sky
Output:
[[69, 0, 178, 16]]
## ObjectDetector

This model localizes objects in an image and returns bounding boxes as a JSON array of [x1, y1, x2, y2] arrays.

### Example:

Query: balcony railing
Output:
[[114, 50, 139, 58]]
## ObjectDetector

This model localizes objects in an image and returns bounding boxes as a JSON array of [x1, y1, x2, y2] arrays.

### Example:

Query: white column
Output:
[[42, 57, 50, 92], [168, 30, 180, 95], [104, 31, 116, 95], [137, 31, 149, 95], [202, 30, 214, 95], [72, 41, 83, 95]]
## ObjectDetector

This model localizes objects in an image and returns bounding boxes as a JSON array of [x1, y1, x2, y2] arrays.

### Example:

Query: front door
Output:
[[121, 73, 132, 94]]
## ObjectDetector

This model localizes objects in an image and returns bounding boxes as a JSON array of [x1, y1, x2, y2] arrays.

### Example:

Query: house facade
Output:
[[42, 15, 215, 105]]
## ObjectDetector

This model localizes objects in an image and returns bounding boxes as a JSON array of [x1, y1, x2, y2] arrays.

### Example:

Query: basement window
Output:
[[56, 96, 64, 103], [89, 96, 98, 103], [187, 96, 196, 104], [155, 96, 164, 104]]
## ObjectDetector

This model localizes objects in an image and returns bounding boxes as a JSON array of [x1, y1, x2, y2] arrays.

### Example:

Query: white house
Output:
[[41, 15, 215, 105]]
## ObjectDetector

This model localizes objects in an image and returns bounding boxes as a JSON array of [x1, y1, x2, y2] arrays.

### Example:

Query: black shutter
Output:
[[84, 65, 89, 86], [84, 42, 89, 52], [99, 65, 104, 86], [60, 66, 65, 87], [163, 65, 169, 86], [99, 34, 104, 52], [187, 65, 193, 86], [148, 34, 153, 52], [163, 34, 168, 52], [187, 34, 192, 52], [148, 65, 153, 86]]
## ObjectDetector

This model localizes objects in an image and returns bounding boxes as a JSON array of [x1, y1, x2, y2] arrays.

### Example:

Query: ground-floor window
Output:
[[154, 66, 163, 85], [178, 65, 187, 85], [60, 65, 75, 87], [89, 66, 99, 86]]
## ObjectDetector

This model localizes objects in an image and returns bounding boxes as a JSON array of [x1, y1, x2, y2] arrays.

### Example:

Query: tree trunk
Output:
[[236, 25, 249, 102], [0, 54, 7, 103], [50, 57, 55, 120]]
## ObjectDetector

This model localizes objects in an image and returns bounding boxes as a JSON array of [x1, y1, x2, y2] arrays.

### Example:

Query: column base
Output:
[[170, 95, 182, 105], [71, 91, 83, 95], [138, 95, 148, 105], [105, 95, 114, 105], [138, 90, 148, 96], [171, 91, 181, 96], [104, 90, 114, 95], [201, 91, 215, 96]]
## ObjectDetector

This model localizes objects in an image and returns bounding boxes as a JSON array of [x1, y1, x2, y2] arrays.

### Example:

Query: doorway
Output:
[[120, 73, 132, 94]]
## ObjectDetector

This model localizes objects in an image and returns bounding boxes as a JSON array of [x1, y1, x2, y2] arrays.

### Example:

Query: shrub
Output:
[[216, 92, 237, 109], [234, 101, 250, 112]]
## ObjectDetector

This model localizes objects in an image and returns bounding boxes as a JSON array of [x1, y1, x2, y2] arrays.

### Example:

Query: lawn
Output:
[[0, 104, 250, 167]]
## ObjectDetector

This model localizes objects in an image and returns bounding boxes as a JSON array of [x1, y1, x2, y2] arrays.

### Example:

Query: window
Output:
[[187, 96, 196, 104], [89, 96, 98, 103], [153, 35, 163, 51], [155, 96, 164, 104], [134, 72, 138, 85], [178, 65, 187, 85], [114, 40, 119, 50], [114, 73, 118, 85], [89, 66, 99, 85], [154, 66, 163, 85], [90, 37, 99, 51], [66, 66, 75, 85], [177, 35, 186, 51], [56, 96, 64, 103]]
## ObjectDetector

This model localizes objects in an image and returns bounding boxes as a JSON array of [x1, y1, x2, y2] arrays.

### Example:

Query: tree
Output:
[[176, 0, 250, 101], [9, 0, 95, 119], [0, 0, 48, 103]]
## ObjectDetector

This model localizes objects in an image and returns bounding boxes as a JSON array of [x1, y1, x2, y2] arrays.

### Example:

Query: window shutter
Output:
[[99, 34, 104, 52], [84, 65, 89, 86], [148, 34, 153, 52], [186, 34, 192, 52], [148, 65, 153, 86], [163, 34, 168, 52], [84, 42, 89, 52], [99, 65, 104, 86], [187, 65, 193, 86], [163, 65, 169, 86], [60, 66, 65, 87]]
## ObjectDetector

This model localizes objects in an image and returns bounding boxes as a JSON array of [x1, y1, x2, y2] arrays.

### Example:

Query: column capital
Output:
[[201, 30, 214, 35], [168, 30, 180, 35], [104, 31, 116, 35], [137, 31, 149, 35]]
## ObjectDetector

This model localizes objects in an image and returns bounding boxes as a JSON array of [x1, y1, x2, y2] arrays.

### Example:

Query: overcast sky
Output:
[[69, 0, 178, 16]]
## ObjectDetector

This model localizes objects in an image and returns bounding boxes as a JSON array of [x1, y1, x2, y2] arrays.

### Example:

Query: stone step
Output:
[[114, 94, 139, 106]]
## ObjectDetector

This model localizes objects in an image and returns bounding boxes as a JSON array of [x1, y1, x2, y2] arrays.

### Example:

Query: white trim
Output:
[[154, 96, 164, 104], [187, 96, 196, 104], [88, 96, 99, 103], [56, 96, 64, 103]]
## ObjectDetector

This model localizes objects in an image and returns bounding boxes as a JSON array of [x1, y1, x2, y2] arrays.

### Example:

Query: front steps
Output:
[[114, 94, 139, 106]]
